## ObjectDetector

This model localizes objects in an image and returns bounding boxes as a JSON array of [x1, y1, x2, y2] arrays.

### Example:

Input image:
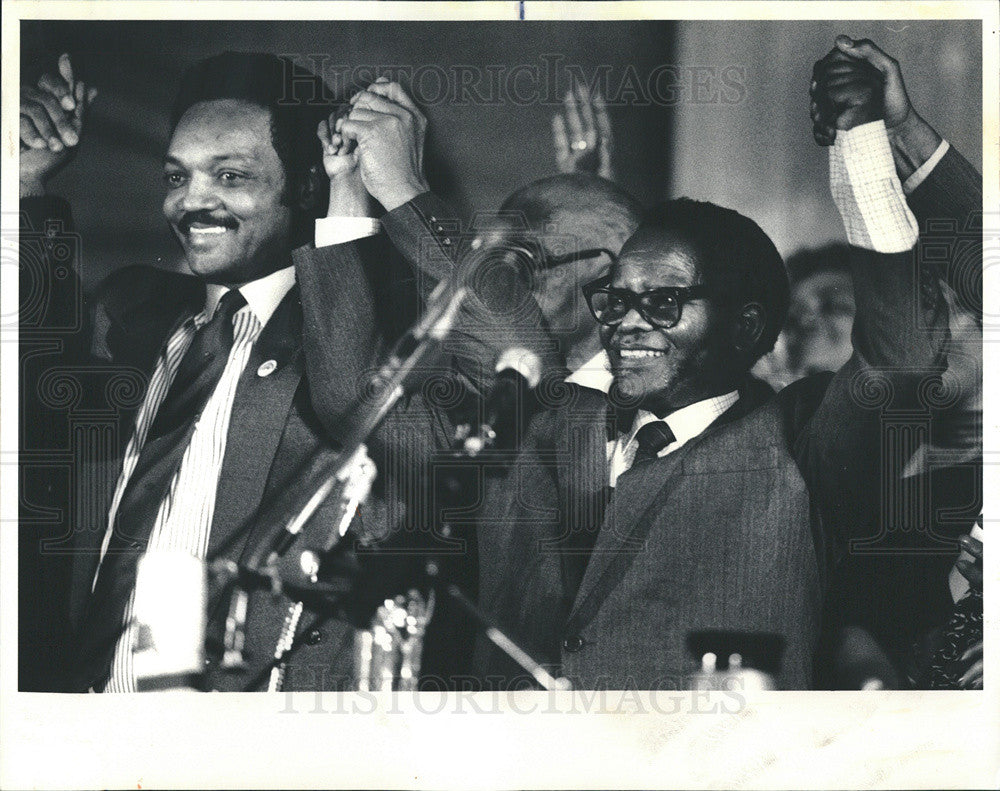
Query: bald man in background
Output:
[[498, 173, 643, 374]]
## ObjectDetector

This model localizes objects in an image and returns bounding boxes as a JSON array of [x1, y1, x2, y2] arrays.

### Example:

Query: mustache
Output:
[[178, 210, 239, 234]]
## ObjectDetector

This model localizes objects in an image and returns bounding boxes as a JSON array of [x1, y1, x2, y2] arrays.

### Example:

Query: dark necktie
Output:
[[632, 420, 676, 465], [74, 289, 246, 691]]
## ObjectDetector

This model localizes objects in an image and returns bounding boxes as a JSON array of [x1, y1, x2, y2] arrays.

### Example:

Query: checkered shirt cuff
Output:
[[830, 120, 919, 253]]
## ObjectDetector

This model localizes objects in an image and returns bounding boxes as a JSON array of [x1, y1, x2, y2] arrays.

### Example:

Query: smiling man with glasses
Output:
[[472, 38, 974, 690]]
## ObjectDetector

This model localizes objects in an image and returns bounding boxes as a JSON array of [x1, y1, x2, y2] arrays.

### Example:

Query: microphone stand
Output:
[[207, 242, 570, 692], [238, 276, 468, 580]]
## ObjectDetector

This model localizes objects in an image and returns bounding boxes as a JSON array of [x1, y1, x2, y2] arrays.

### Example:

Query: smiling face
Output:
[[600, 228, 735, 415], [163, 99, 293, 286]]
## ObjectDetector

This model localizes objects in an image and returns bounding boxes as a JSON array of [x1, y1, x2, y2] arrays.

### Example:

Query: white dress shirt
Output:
[[903, 139, 950, 195], [97, 216, 381, 692], [314, 215, 381, 248]]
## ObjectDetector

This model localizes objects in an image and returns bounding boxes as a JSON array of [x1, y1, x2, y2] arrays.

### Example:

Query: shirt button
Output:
[[257, 359, 277, 377], [305, 629, 323, 646], [441, 237, 452, 246], [562, 635, 584, 653]]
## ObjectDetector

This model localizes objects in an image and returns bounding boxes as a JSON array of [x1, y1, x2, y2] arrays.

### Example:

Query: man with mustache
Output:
[[473, 37, 974, 689], [19, 51, 547, 692]]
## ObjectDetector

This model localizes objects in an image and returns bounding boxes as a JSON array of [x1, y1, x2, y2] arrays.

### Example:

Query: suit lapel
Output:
[[207, 287, 306, 559], [565, 379, 773, 631], [566, 440, 691, 629], [546, 387, 611, 598]]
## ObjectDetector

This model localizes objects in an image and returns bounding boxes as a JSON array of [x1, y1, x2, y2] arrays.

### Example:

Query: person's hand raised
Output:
[[810, 37, 886, 145], [20, 53, 97, 197], [552, 80, 614, 180], [317, 105, 370, 217], [834, 37, 915, 131], [339, 79, 429, 212]]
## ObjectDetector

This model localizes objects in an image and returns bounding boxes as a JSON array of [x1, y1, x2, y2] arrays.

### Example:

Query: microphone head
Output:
[[495, 347, 544, 389]]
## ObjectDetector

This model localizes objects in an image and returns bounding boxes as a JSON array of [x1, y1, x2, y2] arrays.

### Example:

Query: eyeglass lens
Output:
[[589, 289, 681, 327]]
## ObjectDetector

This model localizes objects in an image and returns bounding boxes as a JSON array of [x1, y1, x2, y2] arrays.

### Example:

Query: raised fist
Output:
[[810, 41, 885, 145], [20, 54, 97, 196], [338, 79, 429, 212]]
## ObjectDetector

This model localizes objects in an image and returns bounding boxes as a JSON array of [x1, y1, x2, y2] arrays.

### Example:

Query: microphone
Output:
[[462, 347, 544, 455]]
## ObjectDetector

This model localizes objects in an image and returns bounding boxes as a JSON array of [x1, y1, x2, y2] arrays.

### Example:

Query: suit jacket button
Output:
[[257, 359, 277, 377], [562, 635, 584, 653], [305, 628, 323, 646]]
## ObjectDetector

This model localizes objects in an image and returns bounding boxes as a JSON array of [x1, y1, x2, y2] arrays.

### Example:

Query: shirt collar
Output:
[[626, 392, 739, 449], [203, 265, 296, 327]]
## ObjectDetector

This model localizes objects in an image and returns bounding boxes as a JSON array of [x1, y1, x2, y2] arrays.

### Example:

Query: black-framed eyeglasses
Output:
[[582, 275, 712, 329]]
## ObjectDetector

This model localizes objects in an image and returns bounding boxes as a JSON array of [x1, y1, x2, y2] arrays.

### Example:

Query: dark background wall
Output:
[[22, 20, 675, 291]]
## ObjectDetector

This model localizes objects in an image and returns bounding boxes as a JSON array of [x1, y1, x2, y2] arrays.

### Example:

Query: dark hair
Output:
[[631, 197, 789, 363], [170, 52, 338, 244]]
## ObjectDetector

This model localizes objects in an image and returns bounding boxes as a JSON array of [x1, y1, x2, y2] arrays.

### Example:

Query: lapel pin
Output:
[[257, 359, 278, 377]]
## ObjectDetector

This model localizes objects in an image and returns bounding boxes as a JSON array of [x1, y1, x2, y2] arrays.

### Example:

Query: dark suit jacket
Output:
[[472, 161, 963, 690], [28, 191, 551, 692], [819, 145, 983, 684]]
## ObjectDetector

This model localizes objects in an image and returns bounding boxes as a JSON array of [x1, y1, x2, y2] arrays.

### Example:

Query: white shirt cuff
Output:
[[829, 120, 919, 253], [903, 139, 950, 195], [314, 216, 381, 248]]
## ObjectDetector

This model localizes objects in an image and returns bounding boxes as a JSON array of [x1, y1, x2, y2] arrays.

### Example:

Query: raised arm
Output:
[[19, 53, 98, 384], [825, 36, 983, 296], [794, 41, 952, 545], [819, 37, 983, 475], [309, 79, 561, 401]]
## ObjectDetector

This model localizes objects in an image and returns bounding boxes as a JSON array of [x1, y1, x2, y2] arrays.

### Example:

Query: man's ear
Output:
[[294, 164, 325, 213], [733, 302, 766, 357]]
